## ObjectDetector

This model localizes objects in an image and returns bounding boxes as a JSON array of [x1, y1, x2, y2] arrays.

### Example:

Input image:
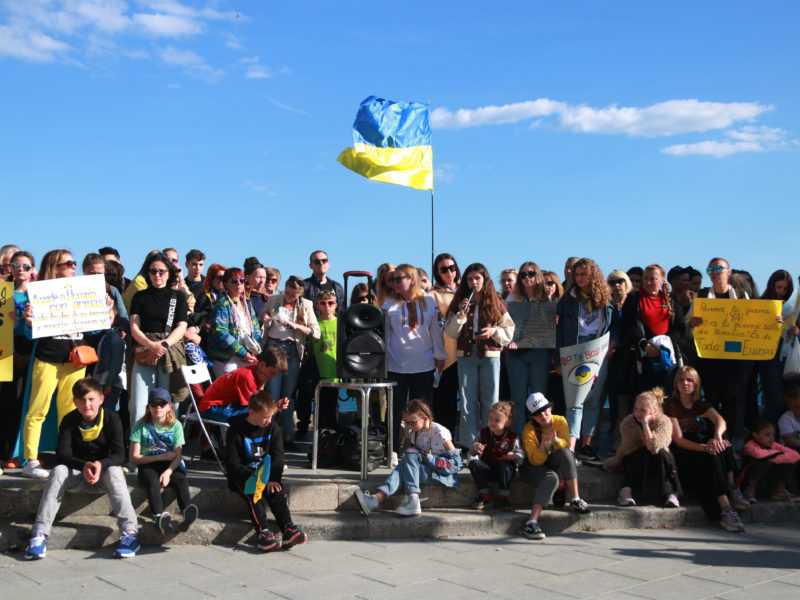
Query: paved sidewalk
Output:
[[3, 523, 800, 599]]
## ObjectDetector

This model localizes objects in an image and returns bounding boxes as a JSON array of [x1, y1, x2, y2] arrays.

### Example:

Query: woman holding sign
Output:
[[20, 250, 87, 479], [445, 263, 515, 448], [505, 261, 553, 436], [556, 257, 613, 458]]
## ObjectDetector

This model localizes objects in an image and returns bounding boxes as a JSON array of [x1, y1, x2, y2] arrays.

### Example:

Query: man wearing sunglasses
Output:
[[689, 257, 750, 447], [303, 250, 344, 315]]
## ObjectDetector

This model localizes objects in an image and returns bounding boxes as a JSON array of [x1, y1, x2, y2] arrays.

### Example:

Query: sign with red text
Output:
[[559, 332, 610, 410], [692, 299, 782, 360], [28, 275, 111, 339], [0, 282, 12, 381]]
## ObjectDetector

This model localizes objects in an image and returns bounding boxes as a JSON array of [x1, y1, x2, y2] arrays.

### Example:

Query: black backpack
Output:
[[340, 424, 386, 473], [310, 428, 344, 469]]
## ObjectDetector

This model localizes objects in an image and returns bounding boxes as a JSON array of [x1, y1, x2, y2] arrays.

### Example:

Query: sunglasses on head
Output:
[[519, 271, 537, 279], [149, 268, 168, 276], [609, 278, 626, 285], [148, 400, 169, 408], [439, 264, 457, 274], [318, 300, 336, 306], [312, 258, 328, 265], [11, 263, 33, 271], [58, 260, 77, 268], [707, 265, 726, 274]]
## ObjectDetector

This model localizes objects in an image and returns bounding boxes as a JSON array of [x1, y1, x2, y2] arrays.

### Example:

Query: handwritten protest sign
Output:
[[0, 282, 12, 381], [692, 298, 782, 360], [28, 274, 110, 339], [559, 333, 610, 411], [506, 301, 557, 348]]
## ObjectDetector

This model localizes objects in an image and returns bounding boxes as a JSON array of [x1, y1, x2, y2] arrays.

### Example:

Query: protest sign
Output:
[[559, 333, 610, 411], [28, 274, 111, 339], [506, 301, 557, 348], [0, 282, 12, 381], [692, 299, 782, 360]]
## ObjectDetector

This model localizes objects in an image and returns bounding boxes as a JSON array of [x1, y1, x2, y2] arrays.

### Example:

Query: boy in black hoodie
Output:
[[226, 390, 307, 551]]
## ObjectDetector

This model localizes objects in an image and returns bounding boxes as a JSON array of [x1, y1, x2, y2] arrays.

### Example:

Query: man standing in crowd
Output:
[[184, 249, 206, 302], [303, 250, 344, 313], [98, 246, 131, 292]]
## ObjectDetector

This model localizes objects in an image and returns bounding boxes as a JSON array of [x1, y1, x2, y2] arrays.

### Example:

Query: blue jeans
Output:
[[505, 348, 549, 436], [200, 404, 249, 423], [266, 341, 300, 438], [377, 451, 433, 496], [458, 348, 500, 448]]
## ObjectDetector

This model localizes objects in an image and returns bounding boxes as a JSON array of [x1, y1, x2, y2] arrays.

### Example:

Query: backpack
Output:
[[340, 424, 386, 473], [309, 428, 344, 469]]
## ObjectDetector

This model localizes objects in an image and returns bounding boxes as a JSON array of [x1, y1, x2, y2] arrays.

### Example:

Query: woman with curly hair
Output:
[[556, 257, 613, 456], [375, 262, 397, 309], [445, 263, 515, 447]]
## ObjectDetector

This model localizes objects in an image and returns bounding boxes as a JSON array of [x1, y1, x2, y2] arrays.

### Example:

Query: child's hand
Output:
[[276, 397, 290, 411], [159, 469, 172, 488], [265, 482, 282, 494], [504, 452, 516, 461], [472, 442, 485, 455], [83, 461, 102, 485]]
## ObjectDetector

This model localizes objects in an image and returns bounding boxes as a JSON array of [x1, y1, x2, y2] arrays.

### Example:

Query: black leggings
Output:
[[672, 444, 736, 520], [137, 461, 191, 516], [468, 459, 516, 494], [740, 457, 796, 497], [621, 447, 676, 501], [233, 481, 293, 534]]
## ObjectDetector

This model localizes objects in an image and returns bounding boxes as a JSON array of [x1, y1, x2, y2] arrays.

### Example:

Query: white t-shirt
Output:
[[383, 296, 447, 373], [778, 411, 800, 442], [410, 422, 452, 455]]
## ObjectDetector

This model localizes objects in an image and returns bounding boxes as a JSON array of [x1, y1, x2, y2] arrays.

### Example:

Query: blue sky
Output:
[[1, 1, 797, 296]]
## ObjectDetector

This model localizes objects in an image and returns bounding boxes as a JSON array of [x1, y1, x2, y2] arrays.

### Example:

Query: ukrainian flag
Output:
[[337, 96, 433, 191]]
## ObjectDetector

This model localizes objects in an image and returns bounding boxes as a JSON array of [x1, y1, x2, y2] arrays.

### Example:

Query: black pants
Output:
[[317, 387, 339, 430], [432, 363, 459, 436], [672, 444, 736, 520], [388, 370, 434, 449], [138, 461, 191, 516], [0, 363, 27, 460], [741, 457, 796, 497], [621, 447, 676, 501], [468, 459, 516, 494], [232, 481, 293, 534], [295, 355, 318, 433]]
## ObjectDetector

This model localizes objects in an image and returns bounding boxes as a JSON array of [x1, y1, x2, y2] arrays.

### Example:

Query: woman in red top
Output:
[[621, 264, 685, 395]]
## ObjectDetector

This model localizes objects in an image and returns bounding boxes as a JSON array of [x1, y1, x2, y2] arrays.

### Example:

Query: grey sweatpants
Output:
[[33, 464, 138, 536], [519, 448, 578, 507]]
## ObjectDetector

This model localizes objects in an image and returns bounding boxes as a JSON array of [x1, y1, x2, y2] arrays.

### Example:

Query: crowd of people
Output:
[[1, 242, 799, 556]]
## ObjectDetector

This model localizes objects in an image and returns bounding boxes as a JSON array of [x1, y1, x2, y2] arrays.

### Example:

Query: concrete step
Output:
[[3, 501, 800, 552]]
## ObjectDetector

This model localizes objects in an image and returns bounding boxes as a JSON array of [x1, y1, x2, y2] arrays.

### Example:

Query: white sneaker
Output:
[[22, 460, 49, 480], [396, 494, 421, 516], [355, 489, 379, 516], [390, 452, 398, 468]]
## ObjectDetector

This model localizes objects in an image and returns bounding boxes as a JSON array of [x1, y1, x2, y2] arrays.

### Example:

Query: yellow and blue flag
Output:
[[337, 96, 433, 191], [244, 455, 271, 504]]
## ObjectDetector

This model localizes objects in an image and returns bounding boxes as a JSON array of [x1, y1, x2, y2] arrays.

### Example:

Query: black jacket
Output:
[[225, 414, 285, 489]]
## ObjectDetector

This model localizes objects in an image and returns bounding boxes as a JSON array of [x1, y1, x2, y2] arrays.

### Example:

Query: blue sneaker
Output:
[[114, 532, 140, 558], [25, 531, 47, 560]]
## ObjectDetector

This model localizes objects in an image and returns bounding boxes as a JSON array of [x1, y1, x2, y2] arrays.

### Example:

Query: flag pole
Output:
[[430, 188, 435, 270]]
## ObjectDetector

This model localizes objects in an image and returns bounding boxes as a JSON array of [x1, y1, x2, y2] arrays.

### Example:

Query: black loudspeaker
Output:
[[336, 303, 388, 379]]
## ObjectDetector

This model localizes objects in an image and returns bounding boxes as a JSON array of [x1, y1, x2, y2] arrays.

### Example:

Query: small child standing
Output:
[[226, 390, 307, 552], [468, 401, 524, 511], [739, 418, 800, 502], [354, 399, 461, 517], [26, 377, 139, 559], [519, 393, 591, 541], [603, 388, 679, 507], [130, 388, 198, 535]]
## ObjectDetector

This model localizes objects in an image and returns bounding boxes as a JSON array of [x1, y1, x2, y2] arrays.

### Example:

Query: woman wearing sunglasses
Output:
[[259, 276, 320, 450], [0, 251, 35, 471], [129, 253, 189, 429], [243, 258, 268, 317], [20, 250, 89, 478], [505, 262, 552, 436], [208, 267, 263, 378], [430, 253, 462, 437]]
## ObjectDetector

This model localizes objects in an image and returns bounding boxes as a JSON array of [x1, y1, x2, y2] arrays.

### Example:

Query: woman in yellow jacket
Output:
[[519, 393, 591, 540]]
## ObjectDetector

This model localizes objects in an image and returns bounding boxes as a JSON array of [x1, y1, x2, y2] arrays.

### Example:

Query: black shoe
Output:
[[179, 504, 199, 532], [284, 440, 301, 452], [521, 521, 545, 540], [257, 529, 280, 552], [157, 512, 173, 535], [580, 445, 598, 461], [281, 526, 307, 549], [295, 428, 309, 442], [552, 488, 566, 508], [570, 498, 592, 515]]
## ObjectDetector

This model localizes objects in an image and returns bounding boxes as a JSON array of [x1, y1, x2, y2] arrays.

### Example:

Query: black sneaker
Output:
[[281, 526, 307, 549], [521, 521, 545, 540], [157, 512, 173, 536], [179, 504, 199, 532], [552, 488, 566, 508], [580, 445, 598, 461], [570, 498, 592, 515], [257, 528, 280, 552]]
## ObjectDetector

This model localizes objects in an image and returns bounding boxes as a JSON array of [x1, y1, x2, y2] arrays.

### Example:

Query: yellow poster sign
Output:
[[693, 298, 782, 360], [0, 282, 13, 381]]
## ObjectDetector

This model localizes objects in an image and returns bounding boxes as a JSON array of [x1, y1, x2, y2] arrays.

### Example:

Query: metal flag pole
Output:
[[430, 188, 435, 269]]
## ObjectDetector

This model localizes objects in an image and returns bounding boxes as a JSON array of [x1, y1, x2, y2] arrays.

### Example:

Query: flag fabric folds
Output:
[[244, 455, 271, 504], [337, 96, 433, 190]]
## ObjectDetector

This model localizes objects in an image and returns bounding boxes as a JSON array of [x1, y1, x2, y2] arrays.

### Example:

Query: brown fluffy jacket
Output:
[[603, 413, 673, 472]]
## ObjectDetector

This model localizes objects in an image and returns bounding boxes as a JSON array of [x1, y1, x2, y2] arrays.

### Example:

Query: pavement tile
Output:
[[268, 572, 394, 600], [532, 568, 645, 598], [597, 555, 703, 581], [357, 557, 467, 586], [0, 570, 41, 592], [353, 578, 487, 600], [14, 555, 139, 585], [431, 546, 542, 570], [686, 564, 793, 587], [95, 560, 213, 591], [350, 539, 450, 565], [623, 573, 736, 600], [775, 571, 800, 587], [491, 583, 577, 600], [439, 562, 553, 592], [713, 579, 800, 599], [270, 550, 385, 579], [513, 548, 624, 575]]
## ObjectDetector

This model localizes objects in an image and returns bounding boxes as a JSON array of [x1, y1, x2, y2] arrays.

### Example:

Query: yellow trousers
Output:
[[23, 359, 85, 460]]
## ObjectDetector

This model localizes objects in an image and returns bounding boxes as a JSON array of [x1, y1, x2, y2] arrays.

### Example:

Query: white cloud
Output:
[[661, 125, 795, 157], [246, 65, 272, 79], [243, 180, 277, 195], [0, 23, 72, 61], [432, 98, 771, 138], [160, 45, 223, 82], [132, 12, 202, 36]]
